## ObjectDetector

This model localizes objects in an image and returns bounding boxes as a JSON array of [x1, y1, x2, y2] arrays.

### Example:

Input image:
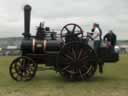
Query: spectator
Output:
[[103, 30, 117, 48]]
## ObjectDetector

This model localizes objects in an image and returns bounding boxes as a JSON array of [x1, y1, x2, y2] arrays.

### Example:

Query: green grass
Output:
[[0, 55, 128, 96]]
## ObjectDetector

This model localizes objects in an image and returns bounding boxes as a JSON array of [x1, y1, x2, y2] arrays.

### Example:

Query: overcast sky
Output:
[[0, 0, 128, 40]]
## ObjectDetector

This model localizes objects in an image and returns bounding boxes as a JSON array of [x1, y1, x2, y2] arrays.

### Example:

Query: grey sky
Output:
[[0, 0, 128, 40]]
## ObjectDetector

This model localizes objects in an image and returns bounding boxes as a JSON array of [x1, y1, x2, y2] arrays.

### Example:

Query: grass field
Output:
[[0, 55, 128, 96]]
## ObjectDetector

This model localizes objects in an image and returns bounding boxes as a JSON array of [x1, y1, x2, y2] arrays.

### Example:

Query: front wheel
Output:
[[9, 56, 37, 81]]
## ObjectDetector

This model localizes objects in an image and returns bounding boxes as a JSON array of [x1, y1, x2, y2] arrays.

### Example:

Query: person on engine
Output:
[[91, 23, 102, 50], [103, 30, 117, 48], [91, 23, 103, 73]]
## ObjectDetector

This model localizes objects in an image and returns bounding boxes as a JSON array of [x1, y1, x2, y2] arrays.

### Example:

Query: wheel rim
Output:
[[9, 56, 37, 81]]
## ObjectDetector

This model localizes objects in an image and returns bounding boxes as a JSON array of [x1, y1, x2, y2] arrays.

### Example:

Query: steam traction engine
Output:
[[9, 5, 119, 81]]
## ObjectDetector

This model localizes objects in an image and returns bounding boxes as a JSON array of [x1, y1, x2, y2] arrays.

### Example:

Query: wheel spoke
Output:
[[80, 56, 88, 62], [62, 65, 71, 71], [86, 65, 92, 74], [67, 70, 76, 74], [64, 54, 74, 61], [77, 49, 83, 60], [76, 32, 81, 36], [79, 69, 84, 80], [72, 25, 76, 33], [65, 27, 70, 33], [72, 48, 76, 59]]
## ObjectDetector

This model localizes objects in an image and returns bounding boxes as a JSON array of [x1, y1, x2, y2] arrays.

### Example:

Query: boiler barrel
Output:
[[21, 38, 61, 53]]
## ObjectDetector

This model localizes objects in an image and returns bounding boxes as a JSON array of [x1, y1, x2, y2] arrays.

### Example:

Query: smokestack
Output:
[[23, 4, 32, 38]]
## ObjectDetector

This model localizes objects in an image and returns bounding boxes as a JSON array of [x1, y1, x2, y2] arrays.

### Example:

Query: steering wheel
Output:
[[60, 23, 83, 42]]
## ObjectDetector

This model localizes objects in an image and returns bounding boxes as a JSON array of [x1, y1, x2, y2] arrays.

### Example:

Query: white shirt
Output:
[[92, 28, 100, 40]]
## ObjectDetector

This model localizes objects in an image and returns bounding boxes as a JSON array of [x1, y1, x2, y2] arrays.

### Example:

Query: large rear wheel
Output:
[[57, 42, 97, 81]]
